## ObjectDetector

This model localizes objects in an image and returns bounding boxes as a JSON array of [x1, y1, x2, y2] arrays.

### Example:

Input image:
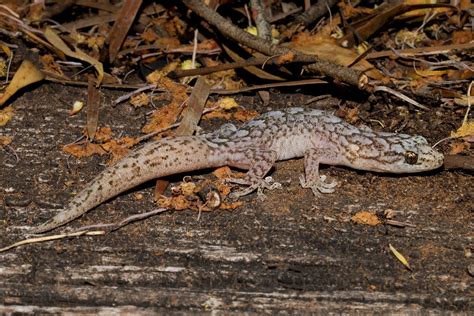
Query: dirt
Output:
[[0, 83, 472, 314]]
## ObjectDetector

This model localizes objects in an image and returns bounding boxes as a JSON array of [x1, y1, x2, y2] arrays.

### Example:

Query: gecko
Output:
[[30, 107, 444, 233]]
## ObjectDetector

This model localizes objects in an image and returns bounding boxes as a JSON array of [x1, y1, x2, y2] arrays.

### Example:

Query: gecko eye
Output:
[[404, 151, 418, 164]]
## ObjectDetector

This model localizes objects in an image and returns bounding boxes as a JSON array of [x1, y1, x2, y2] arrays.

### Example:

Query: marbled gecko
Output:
[[31, 107, 444, 233]]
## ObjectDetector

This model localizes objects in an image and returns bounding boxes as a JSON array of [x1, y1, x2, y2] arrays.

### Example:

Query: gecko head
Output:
[[351, 135, 444, 173]]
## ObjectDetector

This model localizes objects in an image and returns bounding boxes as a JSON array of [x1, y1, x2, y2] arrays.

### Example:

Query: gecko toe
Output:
[[229, 176, 282, 199], [300, 175, 337, 195]]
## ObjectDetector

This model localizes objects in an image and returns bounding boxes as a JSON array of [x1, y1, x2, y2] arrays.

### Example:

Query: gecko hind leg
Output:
[[299, 148, 338, 195], [226, 149, 280, 199]]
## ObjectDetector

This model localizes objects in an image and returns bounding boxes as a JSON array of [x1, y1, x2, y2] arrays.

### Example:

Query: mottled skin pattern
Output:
[[32, 108, 444, 233]]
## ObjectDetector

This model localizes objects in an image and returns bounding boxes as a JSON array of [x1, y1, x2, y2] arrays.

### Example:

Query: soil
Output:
[[0, 83, 472, 314]]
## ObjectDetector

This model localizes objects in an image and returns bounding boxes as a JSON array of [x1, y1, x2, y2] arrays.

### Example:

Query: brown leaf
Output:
[[448, 141, 470, 155], [351, 211, 381, 226], [101, 136, 139, 163], [0, 60, 45, 106], [213, 166, 233, 179], [0, 135, 13, 147], [86, 78, 101, 141], [291, 33, 385, 80], [108, 0, 143, 63], [44, 27, 103, 86], [0, 106, 14, 126], [63, 143, 107, 158], [175, 77, 210, 136]]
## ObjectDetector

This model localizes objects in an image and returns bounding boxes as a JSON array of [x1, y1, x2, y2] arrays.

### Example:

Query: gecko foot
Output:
[[228, 176, 282, 199], [299, 175, 337, 195]]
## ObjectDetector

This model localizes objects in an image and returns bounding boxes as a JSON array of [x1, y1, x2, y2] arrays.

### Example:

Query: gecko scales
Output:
[[31, 107, 444, 233]]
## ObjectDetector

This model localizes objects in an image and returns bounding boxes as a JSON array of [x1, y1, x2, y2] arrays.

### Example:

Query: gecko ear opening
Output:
[[413, 135, 428, 144]]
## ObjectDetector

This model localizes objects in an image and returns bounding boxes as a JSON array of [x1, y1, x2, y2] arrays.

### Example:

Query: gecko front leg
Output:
[[299, 148, 338, 195], [226, 148, 281, 198]]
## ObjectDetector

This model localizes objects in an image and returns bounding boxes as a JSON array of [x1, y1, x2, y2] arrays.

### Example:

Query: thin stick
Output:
[[0, 230, 105, 252], [373, 86, 429, 111]]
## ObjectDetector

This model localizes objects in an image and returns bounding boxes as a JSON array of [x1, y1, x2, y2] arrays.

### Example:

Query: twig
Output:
[[191, 29, 198, 69], [169, 56, 280, 78], [250, 0, 272, 42], [373, 86, 429, 111], [76, 208, 169, 232], [295, 0, 338, 26], [113, 84, 156, 105], [443, 155, 474, 171], [366, 42, 474, 59], [211, 78, 326, 95], [462, 81, 472, 125], [181, 0, 364, 88], [0, 230, 105, 253]]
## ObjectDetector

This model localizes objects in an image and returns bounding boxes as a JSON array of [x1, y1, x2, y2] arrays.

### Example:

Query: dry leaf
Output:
[[130, 93, 150, 108], [219, 201, 244, 210], [0, 135, 13, 147], [351, 211, 381, 226], [180, 182, 197, 196], [399, 0, 451, 18], [203, 108, 259, 122], [290, 32, 385, 80], [213, 166, 233, 179], [101, 136, 139, 163], [157, 195, 191, 211], [94, 127, 113, 142], [63, 143, 107, 158], [40, 54, 64, 77], [448, 141, 470, 155], [69, 101, 84, 116], [451, 120, 474, 139], [277, 51, 295, 64], [142, 102, 183, 135], [0, 106, 14, 126], [107, 0, 143, 63], [86, 78, 100, 141], [0, 60, 45, 106], [216, 97, 238, 110], [44, 27, 103, 86], [175, 77, 210, 135], [389, 243, 412, 271]]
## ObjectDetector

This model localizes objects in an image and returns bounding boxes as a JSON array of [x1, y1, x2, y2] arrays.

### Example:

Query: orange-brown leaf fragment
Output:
[[202, 108, 258, 122], [448, 141, 470, 155], [0, 106, 14, 126], [101, 136, 139, 163], [351, 211, 381, 226], [451, 120, 474, 139], [63, 143, 107, 158], [157, 195, 191, 211], [215, 180, 232, 197], [40, 54, 64, 77], [213, 166, 233, 179], [277, 51, 295, 64], [142, 102, 182, 135], [219, 201, 244, 210], [0, 135, 13, 147], [93, 127, 113, 142], [130, 92, 150, 108]]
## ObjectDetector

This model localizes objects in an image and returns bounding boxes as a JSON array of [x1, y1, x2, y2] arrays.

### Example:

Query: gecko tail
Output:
[[30, 136, 223, 233], [30, 211, 71, 234]]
